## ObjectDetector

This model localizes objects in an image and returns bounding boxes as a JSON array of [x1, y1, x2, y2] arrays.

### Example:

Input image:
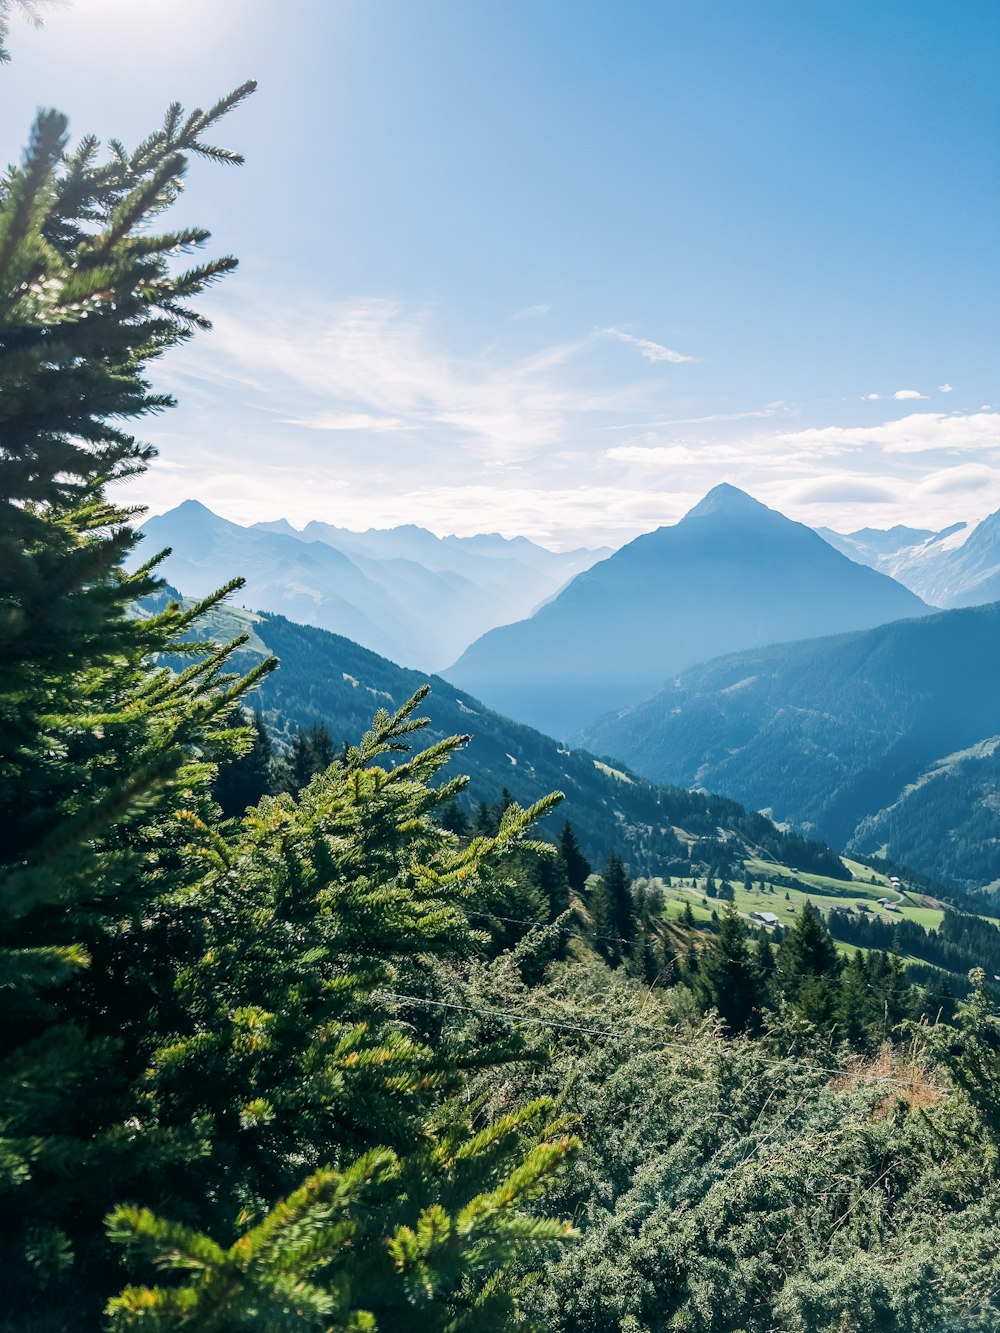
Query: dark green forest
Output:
[[144, 590, 848, 883], [4, 42, 1000, 1333], [580, 603, 1000, 889]]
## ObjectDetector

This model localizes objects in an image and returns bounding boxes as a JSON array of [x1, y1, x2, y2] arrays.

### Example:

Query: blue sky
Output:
[[3, 0, 998, 546]]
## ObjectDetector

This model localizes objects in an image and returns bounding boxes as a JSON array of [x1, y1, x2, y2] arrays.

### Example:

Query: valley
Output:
[[148, 585, 1000, 1001]]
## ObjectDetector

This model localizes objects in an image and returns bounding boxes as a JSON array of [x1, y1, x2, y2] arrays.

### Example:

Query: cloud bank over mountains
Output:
[[129, 293, 998, 548]]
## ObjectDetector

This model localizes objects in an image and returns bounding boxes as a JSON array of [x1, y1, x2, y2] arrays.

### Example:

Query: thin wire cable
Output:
[[375, 989, 952, 1097]]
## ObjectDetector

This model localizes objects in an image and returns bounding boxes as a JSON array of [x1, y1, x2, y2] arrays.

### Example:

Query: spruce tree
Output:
[[214, 708, 275, 817], [591, 853, 634, 966], [0, 87, 576, 1328], [837, 952, 878, 1048], [558, 819, 591, 896], [437, 794, 471, 836], [869, 949, 911, 1040], [695, 903, 762, 1032], [537, 846, 571, 921], [776, 904, 842, 1027], [0, 85, 270, 1319], [752, 931, 776, 1000]]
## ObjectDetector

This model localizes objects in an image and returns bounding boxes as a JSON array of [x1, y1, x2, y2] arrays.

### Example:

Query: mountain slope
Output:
[[816, 523, 943, 563], [932, 509, 1000, 607], [445, 484, 930, 739], [815, 517, 1000, 608], [849, 738, 1000, 892], [141, 588, 848, 880], [136, 502, 607, 671], [579, 601, 1000, 887]]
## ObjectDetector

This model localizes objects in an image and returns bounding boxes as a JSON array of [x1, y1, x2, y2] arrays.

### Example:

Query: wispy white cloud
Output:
[[607, 444, 709, 466], [284, 412, 405, 432], [938, 383, 953, 393], [183, 298, 665, 462], [777, 411, 1000, 456], [863, 392, 881, 400], [605, 440, 760, 467], [512, 303, 552, 320], [604, 328, 697, 364], [605, 401, 793, 432], [130, 293, 1000, 547], [893, 388, 926, 400]]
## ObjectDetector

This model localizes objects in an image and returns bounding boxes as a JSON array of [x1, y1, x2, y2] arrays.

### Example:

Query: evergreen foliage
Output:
[[214, 710, 276, 817], [776, 904, 843, 1026], [694, 901, 763, 1033], [0, 89, 574, 1331], [102, 694, 577, 1330], [558, 820, 591, 896], [0, 84, 273, 1318], [590, 854, 634, 966], [0, 0, 56, 62], [466, 959, 1000, 1332]]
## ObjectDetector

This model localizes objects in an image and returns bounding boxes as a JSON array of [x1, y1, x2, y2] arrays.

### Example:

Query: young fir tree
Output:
[[0, 90, 576, 1329], [0, 84, 273, 1316], [589, 853, 635, 967], [104, 692, 578, 1331], [776, 903, 842, 1027], [558, 819, 591, 897], [213, 708, 276, 817]]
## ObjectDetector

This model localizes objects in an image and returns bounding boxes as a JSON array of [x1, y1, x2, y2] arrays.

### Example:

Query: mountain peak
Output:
[[682, 483, 773, 523], [171, 498, 216, 517]]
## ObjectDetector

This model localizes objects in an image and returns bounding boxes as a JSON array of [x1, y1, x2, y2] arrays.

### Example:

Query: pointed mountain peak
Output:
[[682, 483, 774, 523], [170, 498, 217, 517], [148, 498, 232, 531]]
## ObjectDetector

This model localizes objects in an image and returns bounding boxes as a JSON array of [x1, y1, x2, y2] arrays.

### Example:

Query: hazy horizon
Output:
[[5, 0, 997, 546]]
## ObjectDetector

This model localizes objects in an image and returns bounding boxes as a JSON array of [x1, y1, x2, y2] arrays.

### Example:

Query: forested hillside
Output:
[[143, 588, 845, 881], [581, 601, 1000, 888]]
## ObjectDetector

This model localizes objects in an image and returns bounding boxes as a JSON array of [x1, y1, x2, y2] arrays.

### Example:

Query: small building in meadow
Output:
[[750, 910, 779, 927]]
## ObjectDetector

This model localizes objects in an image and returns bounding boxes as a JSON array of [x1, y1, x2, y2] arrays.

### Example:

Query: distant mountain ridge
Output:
[[815, 510, 1000, 608], [445, 484, 930, 739], [579, 600, 1000, 889], [134, 501, 608, 672], [253, 516, 607, 578], [140, 587, 846, 880]]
